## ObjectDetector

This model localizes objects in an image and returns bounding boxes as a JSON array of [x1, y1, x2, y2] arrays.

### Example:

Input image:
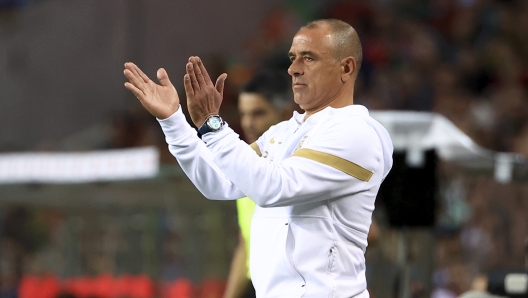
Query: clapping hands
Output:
[[124, 57, 227, 127]]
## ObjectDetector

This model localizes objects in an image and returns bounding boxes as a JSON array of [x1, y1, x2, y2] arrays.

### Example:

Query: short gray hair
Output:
[[303, 19, 362, 71]]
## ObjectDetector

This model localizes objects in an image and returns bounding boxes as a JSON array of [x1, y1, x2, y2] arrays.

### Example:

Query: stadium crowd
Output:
[[1, 0, 527, 297]]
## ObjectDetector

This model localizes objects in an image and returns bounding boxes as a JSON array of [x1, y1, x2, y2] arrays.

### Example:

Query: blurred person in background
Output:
[[124, 19, 393, 297], [223, 70, 294, 298], [458, 274, 500, 298]]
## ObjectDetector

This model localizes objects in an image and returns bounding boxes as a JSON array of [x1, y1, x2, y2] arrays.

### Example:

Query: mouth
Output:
[[293, 83, 306, 89]]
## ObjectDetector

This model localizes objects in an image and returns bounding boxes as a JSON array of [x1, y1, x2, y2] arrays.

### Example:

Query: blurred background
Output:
[[1, 0, 528, 297]]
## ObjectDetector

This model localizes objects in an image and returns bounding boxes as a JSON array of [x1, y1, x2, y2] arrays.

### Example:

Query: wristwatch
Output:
[[198, 114, 225, 136]]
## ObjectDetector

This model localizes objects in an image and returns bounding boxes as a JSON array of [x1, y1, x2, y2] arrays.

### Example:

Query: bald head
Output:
[[302, 19, 362, 72]]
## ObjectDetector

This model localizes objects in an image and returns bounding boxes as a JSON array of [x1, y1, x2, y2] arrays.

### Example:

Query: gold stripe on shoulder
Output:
[[291, 148, 373, 181], [250, 142, 262, 157]]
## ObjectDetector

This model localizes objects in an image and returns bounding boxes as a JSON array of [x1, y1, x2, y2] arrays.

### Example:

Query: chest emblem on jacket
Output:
[[269, 137, 282, 145], [295, 135, 309, 151]]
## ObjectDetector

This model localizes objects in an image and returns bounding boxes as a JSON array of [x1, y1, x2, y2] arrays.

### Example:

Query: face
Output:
[[238, 92, 281, 143], [288, 26, 343, 112]]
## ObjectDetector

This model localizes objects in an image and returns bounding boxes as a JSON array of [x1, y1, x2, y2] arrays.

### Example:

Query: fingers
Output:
[[190, 57, 207, 87], [186, 56, 213, 92], [125, 62, 150, 83], [124, 82, 145, 101], [132, 64, 150, 83], [157, 68, 172, 87], [186, 62, 200, 92], [123, 68, 146, 95], [215, 73, 228, 96], [183, 74, 194, 99], [196, 58, 212, 84]]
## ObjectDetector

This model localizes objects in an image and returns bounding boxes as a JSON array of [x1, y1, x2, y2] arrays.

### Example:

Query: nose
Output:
[[241, 115, 252, 132], [288, 59, 303, 77]]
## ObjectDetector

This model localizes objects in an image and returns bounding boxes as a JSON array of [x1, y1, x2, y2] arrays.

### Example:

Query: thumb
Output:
[[215, 73, 228, 96], [157, 68, 172, 87]]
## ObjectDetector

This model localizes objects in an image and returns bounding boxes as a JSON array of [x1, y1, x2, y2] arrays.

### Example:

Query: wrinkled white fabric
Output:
[[158, 104, 393, 298]]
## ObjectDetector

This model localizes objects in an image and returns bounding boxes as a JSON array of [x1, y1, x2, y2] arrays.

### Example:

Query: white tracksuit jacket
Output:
[[158, 104, 393, 298]]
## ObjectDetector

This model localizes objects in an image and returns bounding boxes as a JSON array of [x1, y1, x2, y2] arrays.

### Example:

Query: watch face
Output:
[[208, 116, 222, 130]]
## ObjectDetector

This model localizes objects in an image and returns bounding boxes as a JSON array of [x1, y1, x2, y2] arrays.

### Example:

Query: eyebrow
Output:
[[288, 51, 317, 58]]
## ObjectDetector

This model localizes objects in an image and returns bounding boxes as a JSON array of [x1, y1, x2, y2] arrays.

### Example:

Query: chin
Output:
[[293, 95, 310, 108], [293, 97, 304, 107], [295, 101, 308, 110], [244, 135, 257, 144]]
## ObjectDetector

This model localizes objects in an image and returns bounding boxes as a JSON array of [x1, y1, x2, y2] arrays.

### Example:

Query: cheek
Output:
[[241, 116, 254, 130], [316, 71, 339, 92], [266, 115, 280, 127], [255, 115, 277, 132], [252, 117, 262, 126]]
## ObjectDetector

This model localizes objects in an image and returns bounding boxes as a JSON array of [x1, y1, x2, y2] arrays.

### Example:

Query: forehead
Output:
[[238, 93, 275, 111], [290, 27, 333, 54]]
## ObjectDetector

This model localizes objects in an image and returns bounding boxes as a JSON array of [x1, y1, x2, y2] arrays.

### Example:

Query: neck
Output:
[[304, 88, 354, 120]]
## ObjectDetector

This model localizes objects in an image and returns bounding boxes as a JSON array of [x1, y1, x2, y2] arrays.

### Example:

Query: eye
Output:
[[304, 56, 313, 62], [289, 56, 295, 62], [253, 110, 266, 117]]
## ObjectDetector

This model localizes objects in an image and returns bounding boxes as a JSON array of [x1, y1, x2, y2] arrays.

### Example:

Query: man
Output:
[[224, 70, 294, 298], [124, 19, 393, 297]]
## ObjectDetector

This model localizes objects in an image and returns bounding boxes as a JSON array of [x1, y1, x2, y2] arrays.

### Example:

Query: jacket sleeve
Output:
[[203, 117, 383, 207], [157, 107, 246, 201]]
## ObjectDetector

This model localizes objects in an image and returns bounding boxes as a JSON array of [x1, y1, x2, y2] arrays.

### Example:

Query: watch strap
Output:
[[198, 115, 224, 136]]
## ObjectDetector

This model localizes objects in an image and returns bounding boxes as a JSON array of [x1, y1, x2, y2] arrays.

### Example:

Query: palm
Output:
[[143, 79, 179, 118], [124, 62, 180, 119]]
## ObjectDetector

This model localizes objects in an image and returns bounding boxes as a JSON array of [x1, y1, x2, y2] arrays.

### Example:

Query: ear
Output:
[[340, 56, 357, 83]]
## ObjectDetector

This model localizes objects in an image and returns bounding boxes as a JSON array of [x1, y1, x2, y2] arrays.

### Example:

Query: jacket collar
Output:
[[291, 104, 369, 126]]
